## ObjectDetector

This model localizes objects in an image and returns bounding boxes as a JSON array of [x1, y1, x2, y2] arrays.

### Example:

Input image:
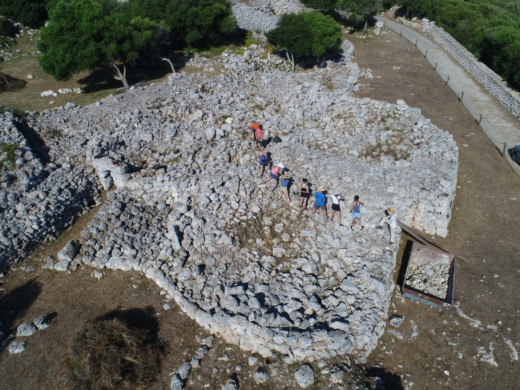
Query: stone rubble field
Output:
[[0, 31, 458, 366]]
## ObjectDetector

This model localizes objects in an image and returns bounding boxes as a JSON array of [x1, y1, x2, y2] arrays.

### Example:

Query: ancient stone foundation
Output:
[[1, 39, 457, 362]]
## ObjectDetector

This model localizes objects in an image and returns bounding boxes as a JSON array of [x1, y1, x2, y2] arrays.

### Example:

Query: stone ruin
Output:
[[0, 38, 458, 363]]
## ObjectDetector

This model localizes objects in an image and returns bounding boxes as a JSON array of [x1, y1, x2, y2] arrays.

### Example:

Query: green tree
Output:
[[38, 0, 162, 89], [265, 11, 342, 71], [480, 25, 520, 88], [128, 0, 236, 48], [0, 0, 47, 28], [336, 0, 382, 29], [300, 0, 337, 12]]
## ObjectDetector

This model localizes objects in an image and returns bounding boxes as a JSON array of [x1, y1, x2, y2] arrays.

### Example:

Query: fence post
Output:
[[434, 62, 438, 70], [459, 91, 464, 102], [502, 142, 507, 156], [478, 114, 483, 125], [445, 75, 450, 85], [424, 48, 428, 58], [415, 38, 418, 46]]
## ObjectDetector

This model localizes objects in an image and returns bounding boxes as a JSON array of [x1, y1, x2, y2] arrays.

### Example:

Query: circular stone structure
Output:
[[2, 43, 457, 363]]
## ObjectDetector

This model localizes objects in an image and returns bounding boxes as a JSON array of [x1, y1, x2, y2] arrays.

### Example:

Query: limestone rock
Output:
[[294, 364, 314, 388], [17, 322, 37, 337]]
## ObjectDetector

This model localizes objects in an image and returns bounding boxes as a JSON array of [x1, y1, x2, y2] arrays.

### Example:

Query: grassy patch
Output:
[[0, 105, 27, 120], [0, 142, 18, 170], [245, 34, 261, 47], [44, 127, 62, 139]]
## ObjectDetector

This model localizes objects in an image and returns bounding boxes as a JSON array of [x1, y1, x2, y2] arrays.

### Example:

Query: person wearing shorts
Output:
[[330, 194, 345, 225], [299, 178, 310, 210], [350, 195, 364, 230], [258, 147, 269, 176], [279, 173, 291, 203], [312, 186, 327, 218], [265, 163, 283, 186]]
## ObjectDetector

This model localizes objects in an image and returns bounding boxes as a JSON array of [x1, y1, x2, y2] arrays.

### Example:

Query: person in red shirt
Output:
[[249, 122, 260, 141]]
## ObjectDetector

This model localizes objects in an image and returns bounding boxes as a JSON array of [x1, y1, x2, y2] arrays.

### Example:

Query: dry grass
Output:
[[67, 316, 164, 390], [0, 31, 171, 113]]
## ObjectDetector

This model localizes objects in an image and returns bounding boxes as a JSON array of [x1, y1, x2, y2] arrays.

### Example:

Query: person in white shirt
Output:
[[378, 208, 397, 243], [330, 193, 345, 225]]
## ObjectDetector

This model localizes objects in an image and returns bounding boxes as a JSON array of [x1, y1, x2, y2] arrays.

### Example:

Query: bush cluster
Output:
[[400, 0, 520, 90], [67, 317, 163, 390]]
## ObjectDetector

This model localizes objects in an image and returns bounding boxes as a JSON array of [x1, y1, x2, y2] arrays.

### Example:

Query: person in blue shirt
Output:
[[258, 147, 270, 176], [311, 186, 327, 218], [278, 173, 291, 203]]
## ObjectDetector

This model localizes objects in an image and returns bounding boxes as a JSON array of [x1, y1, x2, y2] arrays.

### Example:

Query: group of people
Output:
[[252, 123, 398, 243]]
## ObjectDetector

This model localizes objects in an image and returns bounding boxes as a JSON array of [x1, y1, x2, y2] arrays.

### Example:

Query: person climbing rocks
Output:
[[299, 178, 310, 210], [312, 186, 327, 218], [377, 208, 397, 243], [265, 163, 284, 186], [258, 147, 269, 176], [249, 123, 265, 147], [279, 173, 291, 203], [249, 122, 260, 141], [350, 195, 364, 231], [330, 193, 345, 225]]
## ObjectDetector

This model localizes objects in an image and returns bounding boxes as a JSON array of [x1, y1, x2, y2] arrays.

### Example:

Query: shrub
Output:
[[67, 316, 164, 390]]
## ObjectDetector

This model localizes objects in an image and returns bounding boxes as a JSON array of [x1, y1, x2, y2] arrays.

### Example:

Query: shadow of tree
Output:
[[77, 55, 193, 94], [367, 366, 404, 390], [0, 279, 42, 354], [96, 306, 161, 344]]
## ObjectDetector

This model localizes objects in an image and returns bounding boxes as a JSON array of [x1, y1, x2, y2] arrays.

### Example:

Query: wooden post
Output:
[[434, 62, 438, 70], [478, 114, 483, 124], [445, 75, 450, 85], [459, 91, 464, 102], [424, 49, 428, 58], [502, 142, 507, 156]]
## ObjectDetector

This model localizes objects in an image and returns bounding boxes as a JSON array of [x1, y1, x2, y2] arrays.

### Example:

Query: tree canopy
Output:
[[127, 0, 236, 48], [37, 0, 163, 88], [265, 11, 342, 69], [301, 0, 387, 29], [400, 0, 520, 90]]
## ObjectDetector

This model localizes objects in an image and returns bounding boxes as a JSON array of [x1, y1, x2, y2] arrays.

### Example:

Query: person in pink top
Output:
[[265, 163, 284, 186]]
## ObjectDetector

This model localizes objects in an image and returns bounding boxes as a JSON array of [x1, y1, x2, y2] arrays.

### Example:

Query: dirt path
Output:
[[351, 28, 520, 389]]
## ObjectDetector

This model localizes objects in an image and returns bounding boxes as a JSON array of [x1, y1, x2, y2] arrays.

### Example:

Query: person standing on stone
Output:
[[258, 147, 269, 176], [299, 178, 310, 210], [278, 173, 291, 203], [350, 195, 364, 231], [265, 163, 283, 186], [249, 122, 260, 141], [377, 208, 397, 243], [330, 193, 345, 225], [312, 186, 327, 218], [254, 124, 265, 147]]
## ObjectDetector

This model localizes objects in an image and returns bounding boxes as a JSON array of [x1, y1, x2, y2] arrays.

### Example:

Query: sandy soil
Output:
[[351, 28, 520, 389], [1, 25, 520, 390]]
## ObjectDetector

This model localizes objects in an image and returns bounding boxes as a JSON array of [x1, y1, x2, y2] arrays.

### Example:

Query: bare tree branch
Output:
[[160, 57, 175, 73], [112, 63, 129, 90]]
